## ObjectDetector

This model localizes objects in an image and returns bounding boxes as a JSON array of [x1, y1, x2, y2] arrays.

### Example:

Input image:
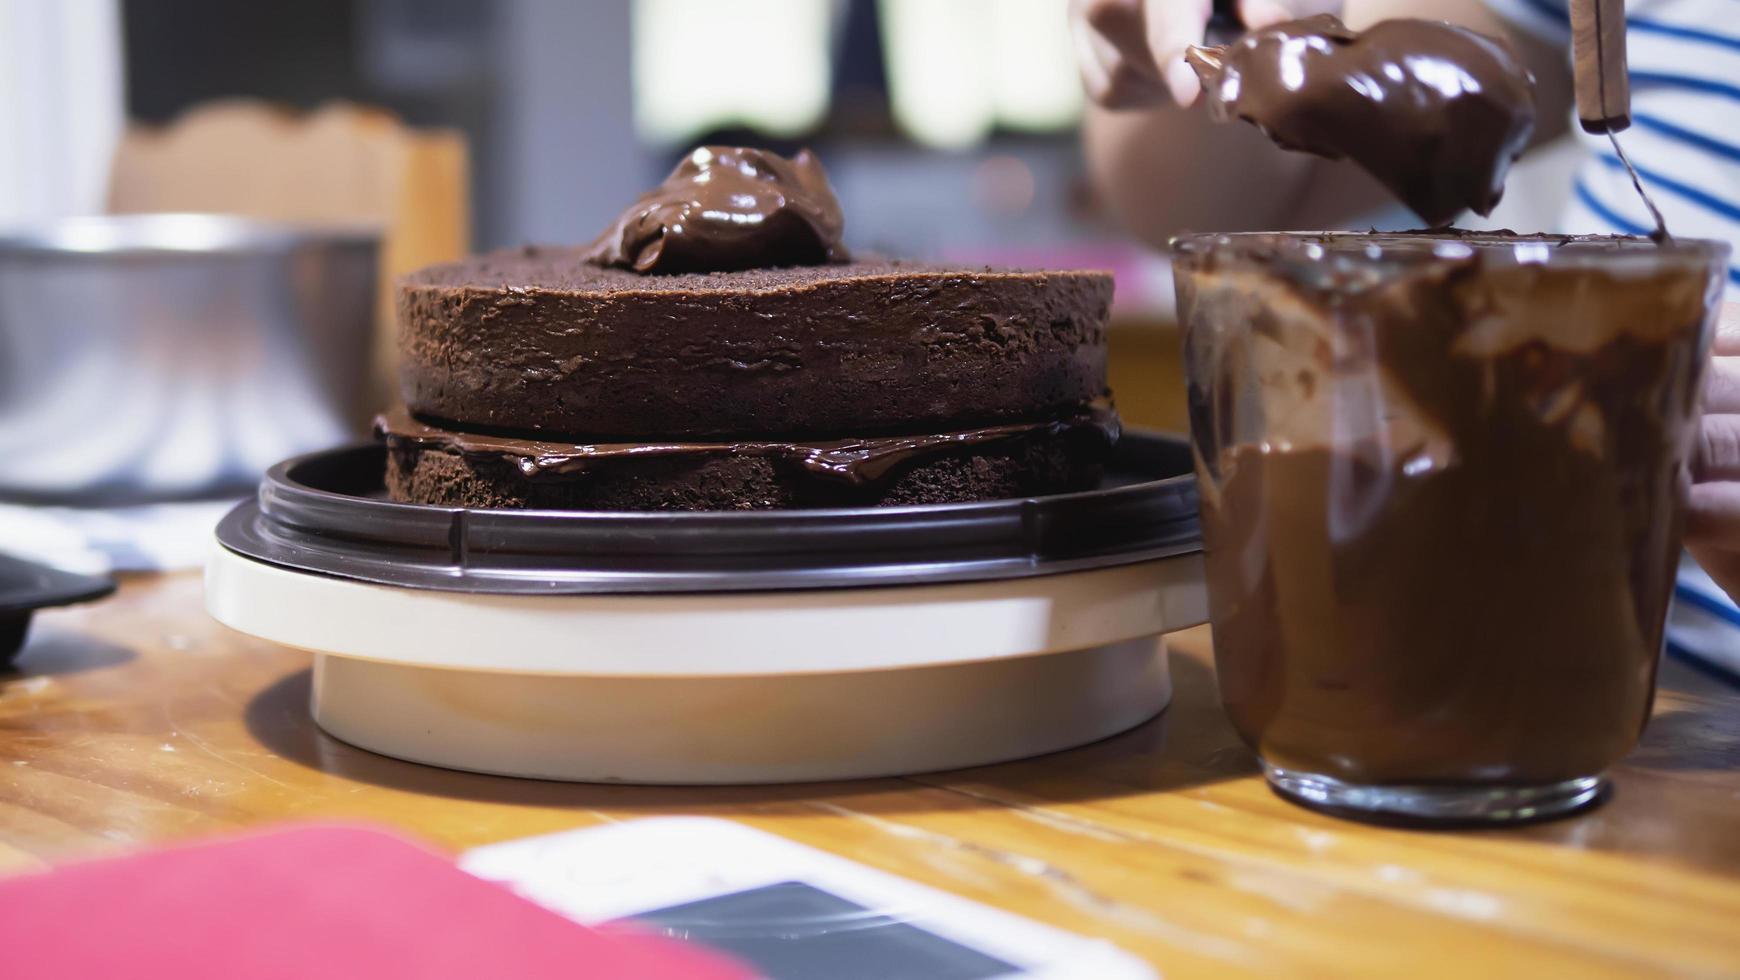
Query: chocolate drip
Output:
[[376, 405, 1118, 490], [1605, 132, 1671, 243], [1186, 16, 1536, 228], [584, 146, 849, 274]]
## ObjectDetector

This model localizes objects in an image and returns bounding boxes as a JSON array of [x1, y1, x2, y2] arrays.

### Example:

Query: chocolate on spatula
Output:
[[1186, 16, 1536, 227]]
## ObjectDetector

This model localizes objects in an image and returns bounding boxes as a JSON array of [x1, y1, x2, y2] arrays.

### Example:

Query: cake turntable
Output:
[[206, 432, 1206, 784]]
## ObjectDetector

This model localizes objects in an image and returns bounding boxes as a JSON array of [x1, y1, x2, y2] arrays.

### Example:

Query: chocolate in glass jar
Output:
[[1173, 231, 1727, 823]]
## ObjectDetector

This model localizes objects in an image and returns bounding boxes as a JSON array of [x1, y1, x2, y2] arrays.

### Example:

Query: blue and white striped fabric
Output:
[[1486, 0, 1740, 293], [1487, 0, 1740, 685], [1671, 556, 1740, 684]]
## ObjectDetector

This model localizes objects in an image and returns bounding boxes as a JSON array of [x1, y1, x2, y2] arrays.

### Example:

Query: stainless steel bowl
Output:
[[0, 214, 379, 503]]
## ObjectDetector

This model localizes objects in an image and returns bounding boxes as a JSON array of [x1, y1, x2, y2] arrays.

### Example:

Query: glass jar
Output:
[[1172, 231, 1729, 824]]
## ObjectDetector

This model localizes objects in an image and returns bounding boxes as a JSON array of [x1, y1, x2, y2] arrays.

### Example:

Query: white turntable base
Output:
[[207, 546, 1206, 784]]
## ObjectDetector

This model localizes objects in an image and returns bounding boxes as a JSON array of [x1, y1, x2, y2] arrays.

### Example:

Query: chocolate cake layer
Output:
[[377, 404, 1117, 510], [398, 250, 1112, 440]]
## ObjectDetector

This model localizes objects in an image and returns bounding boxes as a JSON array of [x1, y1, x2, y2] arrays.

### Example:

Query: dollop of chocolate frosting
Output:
[[584, 145, 849, 274], [1187, 16, 1536, 228]]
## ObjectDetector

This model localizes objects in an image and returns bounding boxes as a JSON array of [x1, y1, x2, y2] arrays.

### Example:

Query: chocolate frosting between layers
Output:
[[584, 146, 849, 274], [376, 403, 1119, 489], [1186, 16, 1536, 227]]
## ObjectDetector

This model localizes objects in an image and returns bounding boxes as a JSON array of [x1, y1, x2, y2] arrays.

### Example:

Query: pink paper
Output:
[[0, 824, 752, 980]]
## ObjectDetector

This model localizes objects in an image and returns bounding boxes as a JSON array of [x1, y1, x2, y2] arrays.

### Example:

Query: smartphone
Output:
[[461, 817, 1156, 980]]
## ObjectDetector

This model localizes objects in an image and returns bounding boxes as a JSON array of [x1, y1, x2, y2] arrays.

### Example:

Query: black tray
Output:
[[215, 431, 1201, 595], [1, 554, 116, 665]]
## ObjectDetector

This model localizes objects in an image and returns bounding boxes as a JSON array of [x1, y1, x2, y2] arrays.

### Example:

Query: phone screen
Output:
[[627, 880, 1021, 980]]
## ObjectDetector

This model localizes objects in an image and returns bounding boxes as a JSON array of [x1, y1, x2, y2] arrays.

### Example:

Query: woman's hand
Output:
[[1068, 0, 1342, 107], [1687, 303, 1740, 602]]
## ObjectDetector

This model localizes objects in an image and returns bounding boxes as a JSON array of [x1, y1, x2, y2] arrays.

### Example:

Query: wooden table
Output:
[[3, 572, 1739, 977]]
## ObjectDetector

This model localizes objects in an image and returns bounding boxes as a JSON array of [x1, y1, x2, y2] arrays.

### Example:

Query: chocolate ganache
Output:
[[584, 145, 849, 274], [376, 403, 1117, 487], [1187, 16, 1536, 228]]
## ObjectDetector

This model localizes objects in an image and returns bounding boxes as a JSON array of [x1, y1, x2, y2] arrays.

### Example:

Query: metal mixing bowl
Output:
[[0, 214, 379, 503]]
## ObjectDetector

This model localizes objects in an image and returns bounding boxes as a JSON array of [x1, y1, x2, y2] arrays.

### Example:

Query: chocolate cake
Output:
[[381, 146, 1117, 511], [398, 256, 1111, 439]]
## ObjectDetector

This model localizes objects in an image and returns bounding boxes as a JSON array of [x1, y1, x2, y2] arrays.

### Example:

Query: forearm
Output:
[[1081, 105, 1319, 246]]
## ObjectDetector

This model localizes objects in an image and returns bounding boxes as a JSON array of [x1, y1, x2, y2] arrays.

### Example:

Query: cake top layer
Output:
[[403, 246, 1108, 294]]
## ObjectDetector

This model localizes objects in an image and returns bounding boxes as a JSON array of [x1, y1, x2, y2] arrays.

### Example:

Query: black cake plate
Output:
[[215, 430, 1201, 595], [0, 554, 116, 665]]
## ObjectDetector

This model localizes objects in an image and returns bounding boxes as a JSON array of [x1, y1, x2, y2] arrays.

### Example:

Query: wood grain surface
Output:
[[3, 571, 1739, 977]]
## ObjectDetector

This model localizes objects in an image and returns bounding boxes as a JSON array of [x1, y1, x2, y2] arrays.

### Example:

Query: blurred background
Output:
[[116, 0, 1116, 263], [0, 0, 1579, 569], [6, 0, 1165, 271]]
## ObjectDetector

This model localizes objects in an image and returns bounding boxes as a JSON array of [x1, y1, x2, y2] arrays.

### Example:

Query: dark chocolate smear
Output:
[[1186, 16, 1536, 228], [375, 404, 1118, 489], [584, 145, 849, 274]]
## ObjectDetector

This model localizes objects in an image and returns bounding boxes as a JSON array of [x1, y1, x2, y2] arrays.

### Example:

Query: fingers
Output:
[[1239, 0, 1294, 28], [1705, 357, 1740, 414], [1683, 313, 1740, 582], [1072, 12, 1116, 101], [1713, 301, 1740, 355], [1689, 411, 1740, 555], [1083, 0, 1156, 63], [1071, 0, 1172, 108], [1693, 412, 1740, 483], [1678, 304, 1740, 554], [1073, 0, 1347, 107], [1695, 318, 1740, 476], [1687, 481, 1740, 549], [1240, 0, 1341, 30], [1144, 0, 1213, 104]]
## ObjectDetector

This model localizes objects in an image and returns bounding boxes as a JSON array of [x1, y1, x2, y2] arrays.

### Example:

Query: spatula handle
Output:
[[1571, 0, 1631, 133]]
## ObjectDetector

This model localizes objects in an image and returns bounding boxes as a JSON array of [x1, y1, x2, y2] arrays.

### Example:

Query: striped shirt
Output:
[[1486, 0, 1740, 290]]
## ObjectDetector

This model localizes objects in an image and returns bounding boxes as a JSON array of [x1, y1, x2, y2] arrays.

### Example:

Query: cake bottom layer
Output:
[[376, 405, 1117, 510]]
